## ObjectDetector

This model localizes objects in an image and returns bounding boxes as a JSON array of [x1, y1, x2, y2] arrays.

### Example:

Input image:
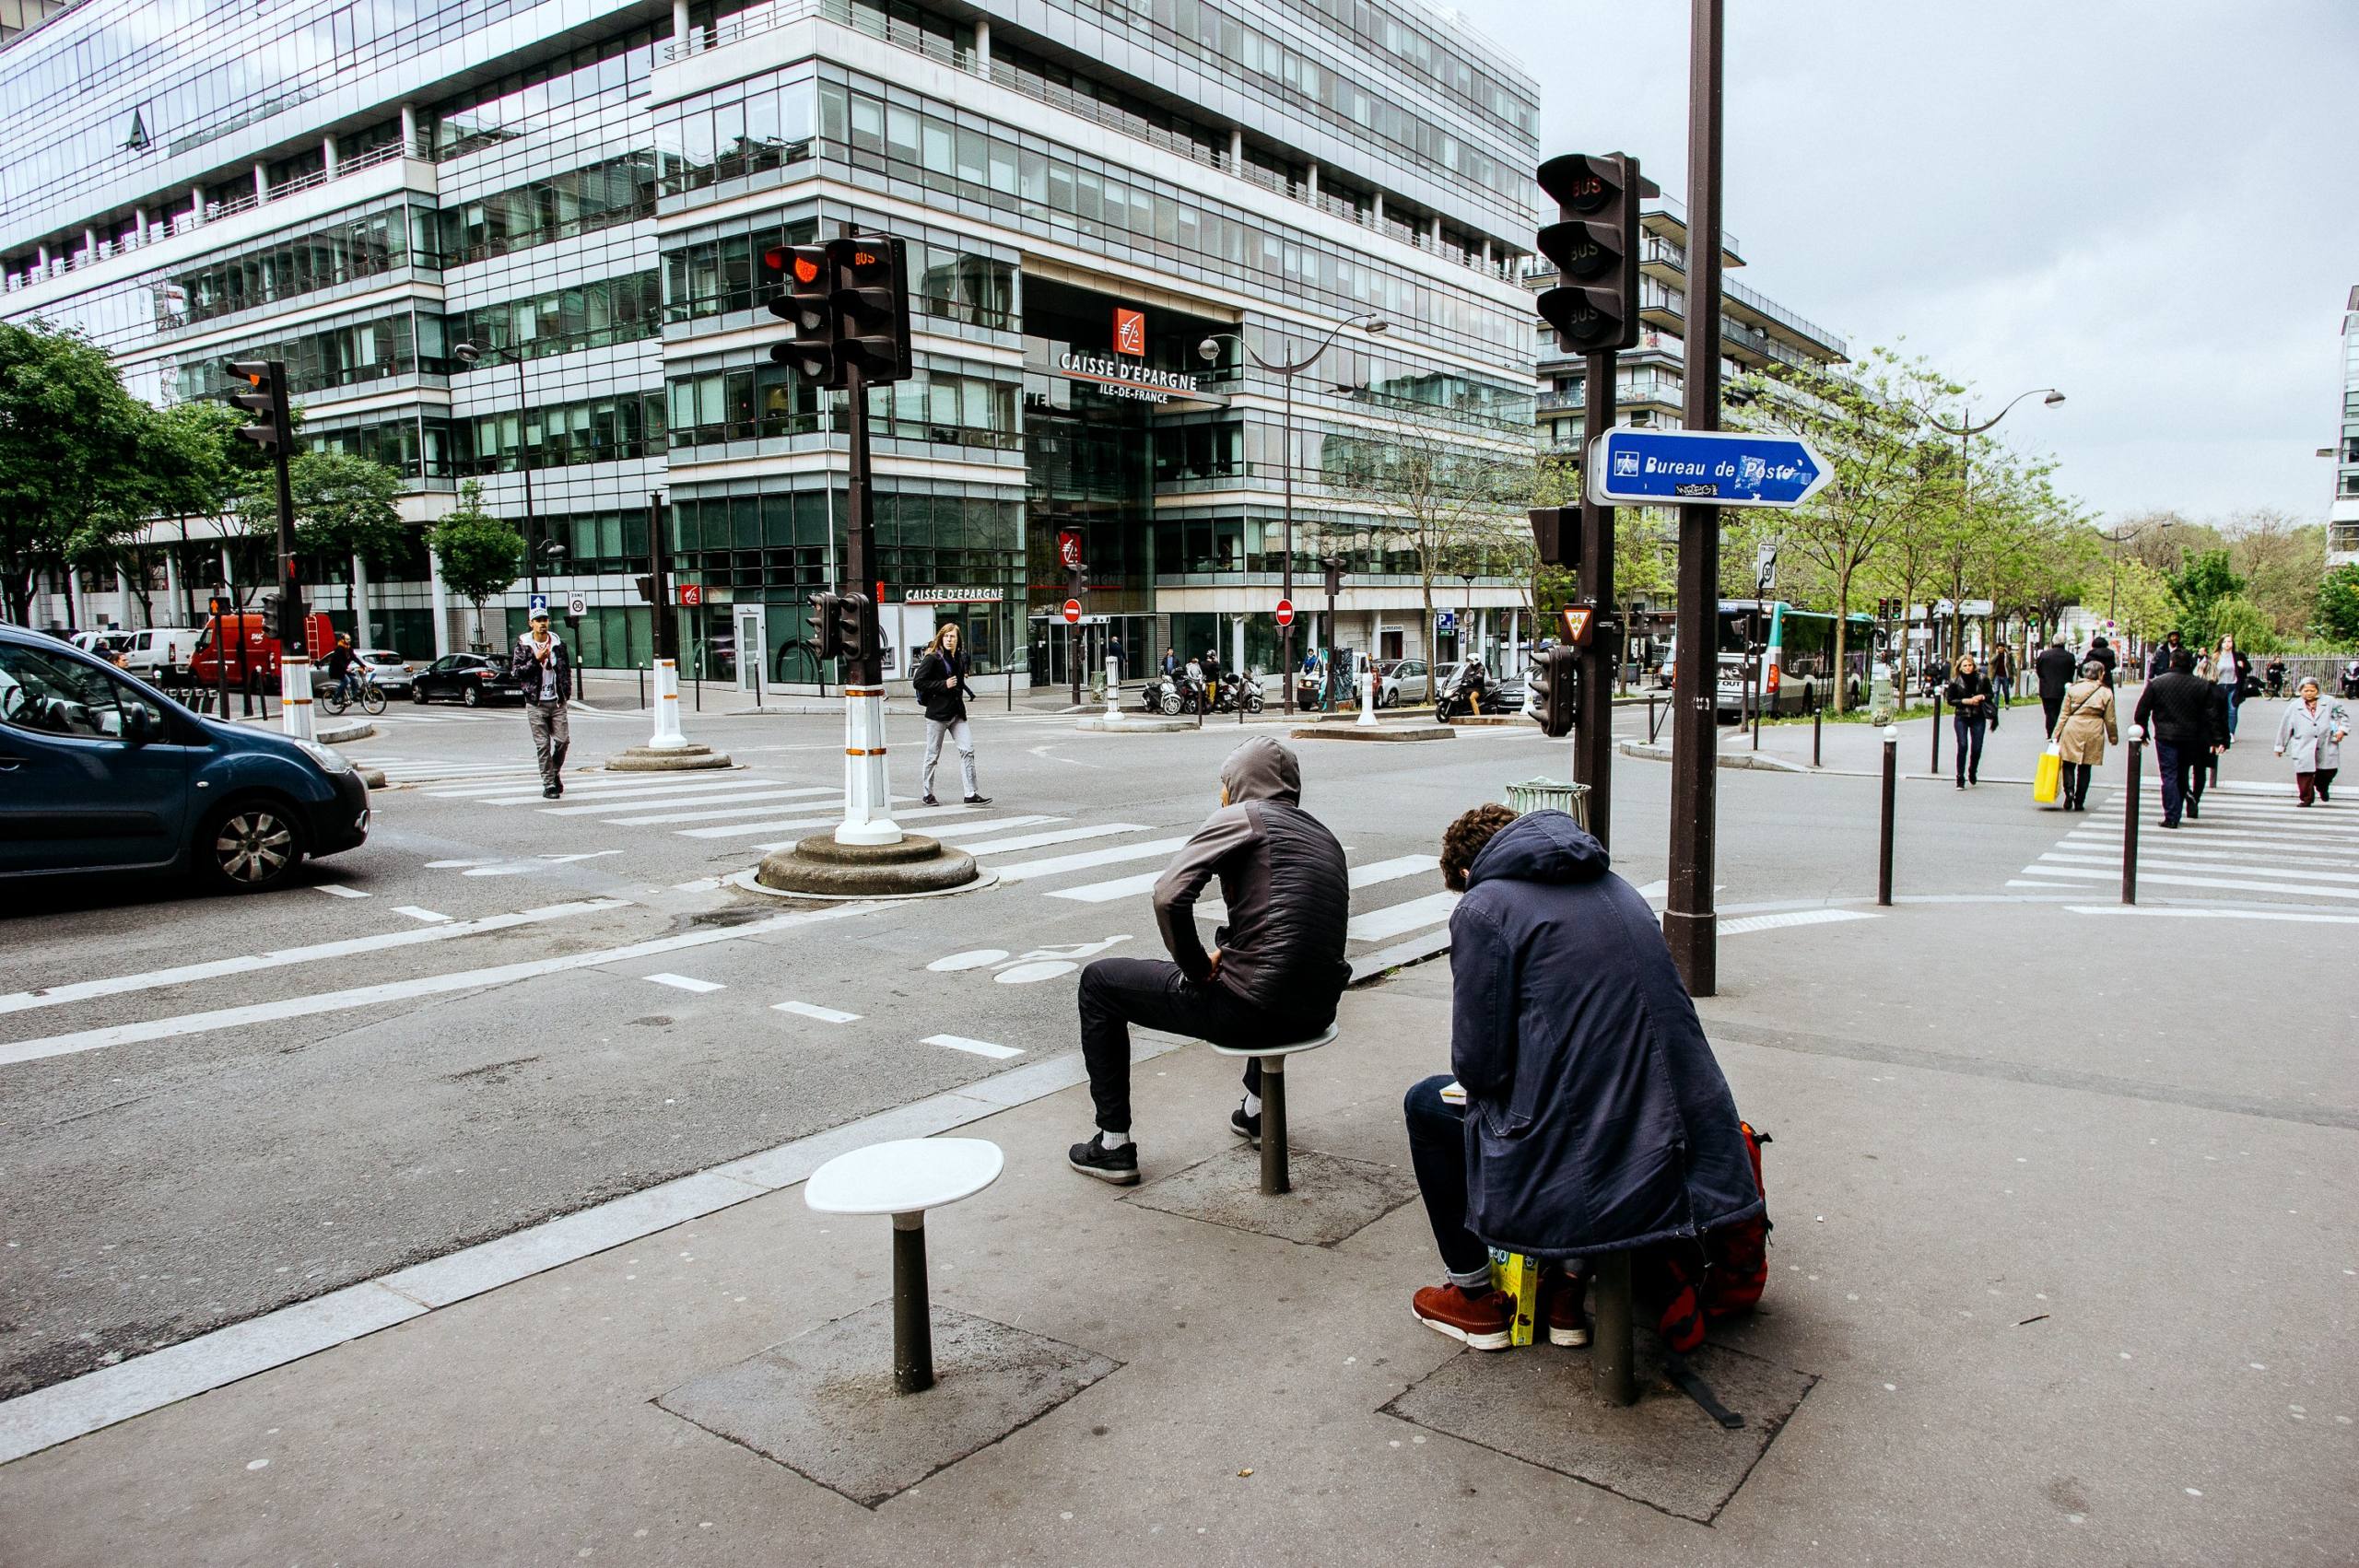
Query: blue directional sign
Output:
[[527, 591, 549, 615], [1587, 427, 1833, 510]]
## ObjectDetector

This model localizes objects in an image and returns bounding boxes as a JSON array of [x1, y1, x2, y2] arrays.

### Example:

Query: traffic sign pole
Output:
[[1575, 350, 1616, 852], [838, 357, 901, 848]]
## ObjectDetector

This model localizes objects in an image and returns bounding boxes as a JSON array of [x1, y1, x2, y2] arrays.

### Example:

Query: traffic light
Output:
[[809, 590, 844, 661], [1528, 506, 1578, 568], [1530, 645, 1581, 738], [833, 591, 879, 663], [1534, 153, 1642, 354], [634, 573, 658, 604], [767, 243, 839, 388], [831, 236, 911, 384], [225, 358, 294, 452]]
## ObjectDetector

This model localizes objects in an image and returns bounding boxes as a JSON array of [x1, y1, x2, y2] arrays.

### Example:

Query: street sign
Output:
[[1437, 611, 1457, 630], [1559, 604, 1597, 647], [567, 592, 587, 618], [527, 591, 548, 615], [1274, 599, 1296, 627], [677, 584, 702, 607], [1587, 427, 1833, 509], [1062, 598, 1082, 625]]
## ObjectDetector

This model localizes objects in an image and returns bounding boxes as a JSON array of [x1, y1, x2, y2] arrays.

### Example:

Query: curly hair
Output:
[[1440, 802, 1519, 892]]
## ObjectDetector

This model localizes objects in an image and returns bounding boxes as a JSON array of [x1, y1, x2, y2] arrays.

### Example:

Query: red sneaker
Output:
[[1545, 1273, 1590, 1348], [1413, 1283, 1515, 1351]]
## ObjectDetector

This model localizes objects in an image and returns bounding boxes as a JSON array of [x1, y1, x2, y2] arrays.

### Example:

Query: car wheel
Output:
[[200, 797, 304, 893], [413, 685, 429, 704], [463, 685, 482, 708]]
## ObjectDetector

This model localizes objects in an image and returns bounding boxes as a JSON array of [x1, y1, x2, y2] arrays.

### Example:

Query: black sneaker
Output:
[[541, 783, 559, 799], [921, 794, 939, 807], [1067, 1132, 1139, 1185], [1230, 1102, 1261, 1145], [2187, 796, 2199, 819], [553, 777, 564, 797], [964, 794, 992, 805]]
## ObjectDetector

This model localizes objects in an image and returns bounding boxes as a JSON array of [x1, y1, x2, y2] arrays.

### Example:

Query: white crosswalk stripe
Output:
[[2023, 789, 2359, 910]]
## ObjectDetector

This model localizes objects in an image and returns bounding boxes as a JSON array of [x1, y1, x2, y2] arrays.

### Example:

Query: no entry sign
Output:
[[1274, 599, 1296, 626], [1062, 598, 1082, 624]]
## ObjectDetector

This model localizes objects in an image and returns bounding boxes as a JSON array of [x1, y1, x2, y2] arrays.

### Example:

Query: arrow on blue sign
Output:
[[527, 591, 549, 614], [1586, 427, 1833, 510]]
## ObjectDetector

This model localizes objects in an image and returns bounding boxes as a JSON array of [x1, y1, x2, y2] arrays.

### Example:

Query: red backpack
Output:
[[1645, 1122, 1772, 1354]]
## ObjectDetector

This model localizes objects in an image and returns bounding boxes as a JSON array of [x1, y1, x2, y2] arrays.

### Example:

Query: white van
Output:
[[116, 626, 201, 681]]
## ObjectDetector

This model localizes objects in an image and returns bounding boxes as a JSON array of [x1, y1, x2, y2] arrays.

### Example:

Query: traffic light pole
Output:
[[1665, 0, 1725, 998], [837, 360, 901, 847], [1575, 351, 1617, 851], [262, 372, 314, 743]]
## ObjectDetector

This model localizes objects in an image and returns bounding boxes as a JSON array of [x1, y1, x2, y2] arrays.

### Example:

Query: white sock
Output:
[[1243, 1093, 1262, 1116], [1099, 1129, 1132, 1150]]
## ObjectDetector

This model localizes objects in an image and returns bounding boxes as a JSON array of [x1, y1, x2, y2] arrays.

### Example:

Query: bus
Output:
[[1713, 600, 1878, 719]]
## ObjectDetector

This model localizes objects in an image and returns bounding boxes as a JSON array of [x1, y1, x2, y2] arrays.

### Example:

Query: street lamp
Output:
[[1198, 312, 1387, 711], [1918, 387, 2064, 660], [452, 341, 555, 601]]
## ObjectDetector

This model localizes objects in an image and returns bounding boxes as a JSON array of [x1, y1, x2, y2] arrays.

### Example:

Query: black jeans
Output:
[[2156, 739, 2193, 824], [2041, 693, 2064, 737], [1953, 714, 1987, 783], [1076, 956, 1329, 1133], [1404, 1074, 1489, 1280], [2062, 761, 2093, 808]]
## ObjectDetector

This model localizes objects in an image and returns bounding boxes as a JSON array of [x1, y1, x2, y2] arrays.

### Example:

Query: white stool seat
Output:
[[805, 1138, 1003, 1217], [1207, 1023, 1339, 1059]]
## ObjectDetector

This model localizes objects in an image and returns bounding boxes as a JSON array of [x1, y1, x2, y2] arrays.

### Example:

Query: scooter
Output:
[[1214, 671, 1265, 714], [1436, 664, 1492, 720]]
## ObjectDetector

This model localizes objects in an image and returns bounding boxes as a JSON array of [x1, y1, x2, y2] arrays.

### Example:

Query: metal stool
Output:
[[1209, 1023, 1339, 1194], [804, 1137, 1003, 1394]]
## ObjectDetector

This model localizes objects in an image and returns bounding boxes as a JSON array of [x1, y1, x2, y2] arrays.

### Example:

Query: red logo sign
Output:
[[1274, 599, 1296, 626], [1057, 531, 1085, 570], [677, 584, 702, 607], [1062, 598, 1083, 625], [1113, 308, 1144, 357]]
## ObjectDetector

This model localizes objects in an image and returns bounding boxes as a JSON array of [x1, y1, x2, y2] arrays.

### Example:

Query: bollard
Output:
[[1357, 668, 1378, 727], [2122, 727, 2142, 905], [1648, 692, 1658, 743], [278, 655, 315, 743], [891, 1212, 934, 1395], [1103, 655, 1121, 720], [1590, 1250, 1637, 1407], [1813, 703, 1823, 768], [647, 659, 688, 749], [638, 666, 645, 711], [1931, 690, 1942, 774], [1878, 724, 1898, 906], [1258, 1057, 1290, 1195]]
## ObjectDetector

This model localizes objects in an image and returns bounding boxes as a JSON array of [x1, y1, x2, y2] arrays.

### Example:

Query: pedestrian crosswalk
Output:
[[2012, 785, 2359, 910]]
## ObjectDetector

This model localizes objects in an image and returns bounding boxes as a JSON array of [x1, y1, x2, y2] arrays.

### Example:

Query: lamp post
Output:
[[1919, 387, 2064, 661], [453, 341, 548, 600], [1200, 313, 1387, 712]]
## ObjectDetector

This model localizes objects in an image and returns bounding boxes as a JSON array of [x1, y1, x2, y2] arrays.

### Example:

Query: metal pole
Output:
[[891, 1213, 933, 1395], [1575, 349, 1616, 851], [1931, 690, 1942, 775], [1590, 1249, 1637, 1407], [1879, 726, 1897, 906], [2122, 731, 2142, 905], [1664, 0, 1725, 997], [1281, 361, 1296, 713], [1258, 1057, 1289, 1195], [1813, 701, 1823, 768], [517, 354, 538, 603]]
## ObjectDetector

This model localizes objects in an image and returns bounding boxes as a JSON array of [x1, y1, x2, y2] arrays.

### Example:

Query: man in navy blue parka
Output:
[[1406, 803, 1763, 1351]]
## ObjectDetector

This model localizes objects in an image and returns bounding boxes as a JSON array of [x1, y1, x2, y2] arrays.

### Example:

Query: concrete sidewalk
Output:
[[3, 896, 2351, 1564]]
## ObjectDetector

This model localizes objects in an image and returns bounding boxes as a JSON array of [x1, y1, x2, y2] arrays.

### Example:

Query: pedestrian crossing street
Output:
[[392, 761, 1461, 948], [2009, 783, 2359, 912]]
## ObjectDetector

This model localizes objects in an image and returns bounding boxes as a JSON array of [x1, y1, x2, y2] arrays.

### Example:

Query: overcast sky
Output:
[[1443, 0, 2357, 527]]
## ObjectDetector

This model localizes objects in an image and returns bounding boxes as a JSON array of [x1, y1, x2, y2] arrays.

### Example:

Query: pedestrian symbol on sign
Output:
[[1613, 449, 1639, 478]]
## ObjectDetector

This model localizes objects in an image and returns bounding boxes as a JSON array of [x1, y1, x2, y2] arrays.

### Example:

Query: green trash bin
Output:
[[1504, 777, 1590, 826]]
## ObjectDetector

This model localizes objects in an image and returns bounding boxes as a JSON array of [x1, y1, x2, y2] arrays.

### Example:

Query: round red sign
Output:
[[1274, 599, 1295, 626], [1062, 598, 1082, 624]]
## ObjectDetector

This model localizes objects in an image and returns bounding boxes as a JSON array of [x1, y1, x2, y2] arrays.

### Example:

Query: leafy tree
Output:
[[2108, 556, 2177, 643], [2165, 549, 2245, 644], [2315, 564, 2359, 643], [2218, 509, 2325, 637], [0, 321, 151, 626], [2203, 594, 2278, 655], [240, 450, 407, 567], [427, 482, 522, 650]]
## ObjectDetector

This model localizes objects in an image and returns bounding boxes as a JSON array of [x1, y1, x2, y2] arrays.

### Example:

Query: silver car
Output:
[[353, 649, 415, 696]]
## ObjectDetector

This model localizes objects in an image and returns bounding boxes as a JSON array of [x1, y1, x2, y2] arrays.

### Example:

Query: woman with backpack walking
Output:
[[2275, 677, 2349, 806], [910, 622, 991, 809], [2052, 658, 2118, 812]]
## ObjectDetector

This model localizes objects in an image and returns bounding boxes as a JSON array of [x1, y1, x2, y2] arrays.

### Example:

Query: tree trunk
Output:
[[1832, 562, 1853, 714]]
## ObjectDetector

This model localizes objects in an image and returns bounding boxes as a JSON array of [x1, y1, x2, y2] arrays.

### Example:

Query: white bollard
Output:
[[838, 685, 903, 846], [648, 658, 688, 749], [1357, 668, 1378, 727], [280, 655, 316, 743], [1103, 655, 1122, 720]]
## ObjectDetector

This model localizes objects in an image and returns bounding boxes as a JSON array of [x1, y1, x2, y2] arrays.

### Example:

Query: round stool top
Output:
[[1209, 1022, 1340, 1059], [804, 1137, 1003, 1215]]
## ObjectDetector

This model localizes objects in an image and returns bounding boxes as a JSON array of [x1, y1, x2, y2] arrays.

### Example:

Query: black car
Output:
[[410, 652, 527, 707]]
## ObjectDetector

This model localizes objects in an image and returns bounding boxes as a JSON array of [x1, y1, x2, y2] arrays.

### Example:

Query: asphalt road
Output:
[[0, 689, 2314, 1398]]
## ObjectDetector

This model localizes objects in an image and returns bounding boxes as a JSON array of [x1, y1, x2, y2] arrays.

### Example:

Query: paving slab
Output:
[[1122, 1145, 1420, 1246]]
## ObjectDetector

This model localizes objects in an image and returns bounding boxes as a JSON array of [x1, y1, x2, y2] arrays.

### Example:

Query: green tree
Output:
[[2165, 549, 2245, 645], [241, 450, 407, 566], [427, 482, 522, 650], [2318, 564, 2359, 643], [71, 401, 251, 624], [2203, 594, 2278, 655], [0, 321, 151, 626]]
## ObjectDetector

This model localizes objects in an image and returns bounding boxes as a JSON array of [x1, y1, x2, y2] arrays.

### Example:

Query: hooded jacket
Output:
[[509, 630, 571, 702], [1449, 811, 1762, 1258], [1151, 736, 1350, 1017]]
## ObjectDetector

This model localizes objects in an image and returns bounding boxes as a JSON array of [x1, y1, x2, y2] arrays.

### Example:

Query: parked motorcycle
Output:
[[1214, 671, 1266, 714]]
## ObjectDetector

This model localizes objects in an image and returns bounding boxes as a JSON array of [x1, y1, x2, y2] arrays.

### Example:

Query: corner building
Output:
[[0, 0, 1543, 691]]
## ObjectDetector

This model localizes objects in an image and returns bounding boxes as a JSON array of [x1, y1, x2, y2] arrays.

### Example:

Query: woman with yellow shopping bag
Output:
[[2049, 658, 2118, 812]]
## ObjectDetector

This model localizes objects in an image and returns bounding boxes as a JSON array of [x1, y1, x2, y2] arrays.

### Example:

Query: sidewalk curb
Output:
[[1616, 740, 1808, 774]]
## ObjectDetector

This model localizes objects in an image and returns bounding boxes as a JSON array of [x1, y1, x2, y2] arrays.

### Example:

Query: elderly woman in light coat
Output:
[[2275, 678, 2350, 807], [2051, 657, 2118, 812]]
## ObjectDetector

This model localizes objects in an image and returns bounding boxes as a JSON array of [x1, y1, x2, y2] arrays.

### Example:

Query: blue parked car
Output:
[[0, 623, 370, 893]]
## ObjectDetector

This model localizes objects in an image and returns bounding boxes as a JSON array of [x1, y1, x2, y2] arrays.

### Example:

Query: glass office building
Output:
[[1, 0, 1542, 689]]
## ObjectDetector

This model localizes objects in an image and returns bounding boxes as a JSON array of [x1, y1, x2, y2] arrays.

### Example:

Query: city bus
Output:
[[1711, 600, 1879, 719]]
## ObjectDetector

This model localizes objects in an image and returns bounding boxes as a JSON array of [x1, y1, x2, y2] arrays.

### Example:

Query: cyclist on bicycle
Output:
[[323, 636, 359, 706]]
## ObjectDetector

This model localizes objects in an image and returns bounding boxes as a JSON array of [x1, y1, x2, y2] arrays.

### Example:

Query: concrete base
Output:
[[1617, 740, 1806, 774], [1441, 714, 1524, 727], [355, 766, 387, 790], [1292, 723, 1455, 743], [604, 743, 734, 772], [1122, 1145, 1419, 1247], [755, 833, 980, 896], [1074, 714, 1197, 732], [1383, 1337, 1816, 1524], [656, 1302, 1118, 1509], [313, 721, 375, 745]]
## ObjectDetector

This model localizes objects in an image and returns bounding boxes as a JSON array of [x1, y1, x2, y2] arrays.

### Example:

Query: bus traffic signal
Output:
[[226, 359, 293, 452], [765, 236, 911, 389], [1535, 154, 1642, 354]]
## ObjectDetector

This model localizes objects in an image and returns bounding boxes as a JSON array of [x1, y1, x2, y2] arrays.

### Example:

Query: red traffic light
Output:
[[792, 253, 821, 284]]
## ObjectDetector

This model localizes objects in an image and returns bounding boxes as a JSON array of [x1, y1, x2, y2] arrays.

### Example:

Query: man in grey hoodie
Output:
[[1068, 736, 1352, 1184]]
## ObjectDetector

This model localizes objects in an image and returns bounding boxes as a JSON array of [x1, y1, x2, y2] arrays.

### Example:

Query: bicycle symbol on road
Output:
[[928, 935, 1131, 985]]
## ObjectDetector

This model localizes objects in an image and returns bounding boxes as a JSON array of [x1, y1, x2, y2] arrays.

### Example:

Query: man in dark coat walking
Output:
[[2034, 637, 2078, 736], [1404, 804, 1762, 1351], [2085, 635, 2118, 687], [2133, 649, 2228, 828]]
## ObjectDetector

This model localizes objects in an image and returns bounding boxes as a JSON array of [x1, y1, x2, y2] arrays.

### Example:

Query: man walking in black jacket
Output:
[[2034, 637, 2078, 736], [2133, 649, 2228, 828], [1067, 737, 1349, 1184]]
